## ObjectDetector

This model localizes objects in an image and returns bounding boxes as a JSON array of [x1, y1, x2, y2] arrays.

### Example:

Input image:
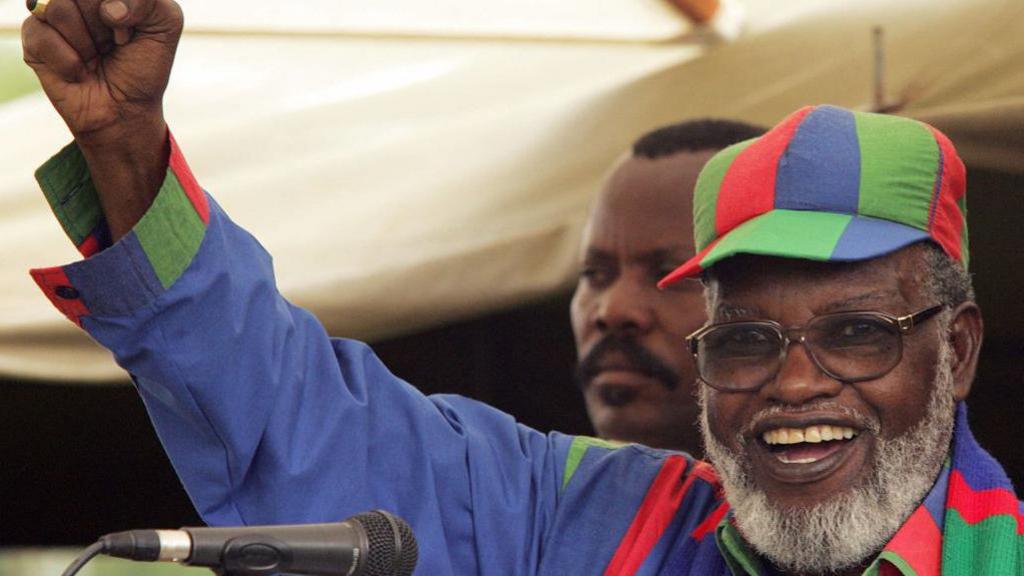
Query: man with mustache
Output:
[[23, 1, 1021, 574], [573, 120, 766, 452]]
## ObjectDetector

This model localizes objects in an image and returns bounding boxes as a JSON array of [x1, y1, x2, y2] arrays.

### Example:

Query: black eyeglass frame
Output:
[[685, 304, 945, 392]]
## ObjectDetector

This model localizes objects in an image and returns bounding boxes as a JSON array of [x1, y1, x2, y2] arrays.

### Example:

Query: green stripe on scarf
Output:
[[941, 509, 1022, 575]]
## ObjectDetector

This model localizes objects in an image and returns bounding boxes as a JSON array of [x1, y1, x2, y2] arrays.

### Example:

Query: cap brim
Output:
[[657, 209, 930, 289]]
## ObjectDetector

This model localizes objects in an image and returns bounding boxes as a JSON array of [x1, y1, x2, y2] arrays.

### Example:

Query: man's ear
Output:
[[946, 301, 983, 401]]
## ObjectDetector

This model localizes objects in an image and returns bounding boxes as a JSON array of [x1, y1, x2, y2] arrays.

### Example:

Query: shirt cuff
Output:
[[30, 132, 211, 327]]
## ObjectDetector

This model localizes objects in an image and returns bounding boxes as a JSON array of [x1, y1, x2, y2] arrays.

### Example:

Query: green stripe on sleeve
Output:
[[854, 112, 938, 231], [693, 140, 755, 250], [34, 142, 103, 247], [133, 172, 206, 289], [561, 436, 625, 491]]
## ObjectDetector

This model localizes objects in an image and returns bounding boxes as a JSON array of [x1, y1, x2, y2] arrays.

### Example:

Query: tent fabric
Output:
[[0, 0, 1021, 383]]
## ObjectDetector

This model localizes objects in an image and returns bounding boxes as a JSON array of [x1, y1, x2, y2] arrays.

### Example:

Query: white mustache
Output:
[[741, 400, 881, 439]]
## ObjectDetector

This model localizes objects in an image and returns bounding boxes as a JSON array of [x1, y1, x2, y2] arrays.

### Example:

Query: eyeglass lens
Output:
[[695, 313, 903, 391]]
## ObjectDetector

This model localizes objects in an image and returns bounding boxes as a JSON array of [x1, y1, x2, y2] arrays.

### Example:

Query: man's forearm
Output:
[[77, 113, 170, 242]]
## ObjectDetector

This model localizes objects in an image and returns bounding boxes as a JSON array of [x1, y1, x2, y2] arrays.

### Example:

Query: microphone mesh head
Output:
[[354, 511, 418, 576], [394, 516, 418, 576]]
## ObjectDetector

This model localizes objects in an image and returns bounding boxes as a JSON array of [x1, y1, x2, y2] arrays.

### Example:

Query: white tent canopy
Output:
[[1, 0, 1022, 382]]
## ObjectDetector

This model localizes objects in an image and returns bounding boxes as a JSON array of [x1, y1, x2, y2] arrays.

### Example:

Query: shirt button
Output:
[[55, 285, 80, 300]]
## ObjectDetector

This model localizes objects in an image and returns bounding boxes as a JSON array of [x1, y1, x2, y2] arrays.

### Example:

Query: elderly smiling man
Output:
[[22, 1, 1022, 574], [655, 103, 1012, 575]]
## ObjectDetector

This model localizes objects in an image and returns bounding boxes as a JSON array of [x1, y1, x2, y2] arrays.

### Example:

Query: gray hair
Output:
[[918, 242, 974, 309], [702, 241, 975, 318]]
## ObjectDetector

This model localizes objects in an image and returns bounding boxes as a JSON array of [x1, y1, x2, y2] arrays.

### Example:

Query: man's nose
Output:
[[595, 278, 654, 337], [760, 340, 844, 405]]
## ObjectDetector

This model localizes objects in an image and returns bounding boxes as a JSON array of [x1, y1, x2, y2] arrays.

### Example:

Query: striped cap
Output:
[[658, 105, 968, 288]]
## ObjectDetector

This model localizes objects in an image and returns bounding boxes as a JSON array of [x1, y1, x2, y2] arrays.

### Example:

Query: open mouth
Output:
[[762, 425, 859, 464], [751, 421, 869, 486]]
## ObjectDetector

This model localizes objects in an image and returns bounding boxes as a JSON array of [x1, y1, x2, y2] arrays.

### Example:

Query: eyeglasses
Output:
[[686, 305, 943, 392]]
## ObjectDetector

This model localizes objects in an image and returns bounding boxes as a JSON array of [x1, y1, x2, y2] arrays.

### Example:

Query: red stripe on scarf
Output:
[[948, 470, 1021, 531]]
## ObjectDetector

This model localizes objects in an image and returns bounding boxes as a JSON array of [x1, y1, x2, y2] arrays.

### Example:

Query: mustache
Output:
[[739, 401, 881, 439], [575, 336, 679, 391]]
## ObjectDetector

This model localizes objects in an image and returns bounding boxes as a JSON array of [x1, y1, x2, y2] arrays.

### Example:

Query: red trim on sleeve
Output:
[[78, 233, 101, 258], [168, 132, 209, 224], [603, 456, 692, 576], [29, 266, 89, 327]]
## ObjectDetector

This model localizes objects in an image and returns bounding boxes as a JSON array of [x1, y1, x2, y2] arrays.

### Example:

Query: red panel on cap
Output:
[[657, 236, 720, 288], [925, 126, 966, 263], [714, 107, 813, 238]]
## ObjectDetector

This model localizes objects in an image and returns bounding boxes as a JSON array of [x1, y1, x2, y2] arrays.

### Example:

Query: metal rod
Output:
[[873, 26, 885, 111]]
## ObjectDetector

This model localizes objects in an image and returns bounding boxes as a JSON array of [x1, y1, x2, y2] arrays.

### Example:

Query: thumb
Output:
[[98, 0, 177, 45], [99, 0, 131, 26]]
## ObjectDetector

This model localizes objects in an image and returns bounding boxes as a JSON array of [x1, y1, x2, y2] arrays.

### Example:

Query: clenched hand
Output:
[[22, 0, 185, 240]]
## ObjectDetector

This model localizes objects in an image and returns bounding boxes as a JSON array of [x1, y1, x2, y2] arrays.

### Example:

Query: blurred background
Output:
[[1, 0, 1022, 573]]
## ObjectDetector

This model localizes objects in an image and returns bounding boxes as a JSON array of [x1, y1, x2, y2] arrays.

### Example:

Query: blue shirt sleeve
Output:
[[31, 142, 574, 575]]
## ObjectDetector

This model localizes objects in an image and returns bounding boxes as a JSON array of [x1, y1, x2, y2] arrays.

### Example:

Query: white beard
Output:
[[701, 341, 957, 574]]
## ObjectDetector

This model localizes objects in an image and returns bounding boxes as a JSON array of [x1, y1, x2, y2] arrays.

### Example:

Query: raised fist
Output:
[[22, 0, 183, 145]]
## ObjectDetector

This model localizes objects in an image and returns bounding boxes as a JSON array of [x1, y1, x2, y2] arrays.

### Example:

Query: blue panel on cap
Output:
[[775, 105, 860, 215], [830, 216, 930, 261]]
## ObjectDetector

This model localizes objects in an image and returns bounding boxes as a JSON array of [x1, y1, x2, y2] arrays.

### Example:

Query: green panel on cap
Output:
[[693, 139, 754, 250], [855, 112, 938, 232], [699, 209, 851, 269]]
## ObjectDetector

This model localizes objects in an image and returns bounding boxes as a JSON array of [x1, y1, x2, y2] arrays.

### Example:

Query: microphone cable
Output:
[[60, 540, 105, 576]]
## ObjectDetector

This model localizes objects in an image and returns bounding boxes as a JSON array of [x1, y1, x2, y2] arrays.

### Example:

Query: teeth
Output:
[[762, 425, 858, 445], [777, 454, 819, 464]]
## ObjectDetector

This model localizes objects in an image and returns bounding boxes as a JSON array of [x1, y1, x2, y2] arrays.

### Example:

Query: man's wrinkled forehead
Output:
[[705, 250, 923, 320]]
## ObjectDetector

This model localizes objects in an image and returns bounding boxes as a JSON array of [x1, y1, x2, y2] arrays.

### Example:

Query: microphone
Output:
[[98, 510, 417, 576]]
